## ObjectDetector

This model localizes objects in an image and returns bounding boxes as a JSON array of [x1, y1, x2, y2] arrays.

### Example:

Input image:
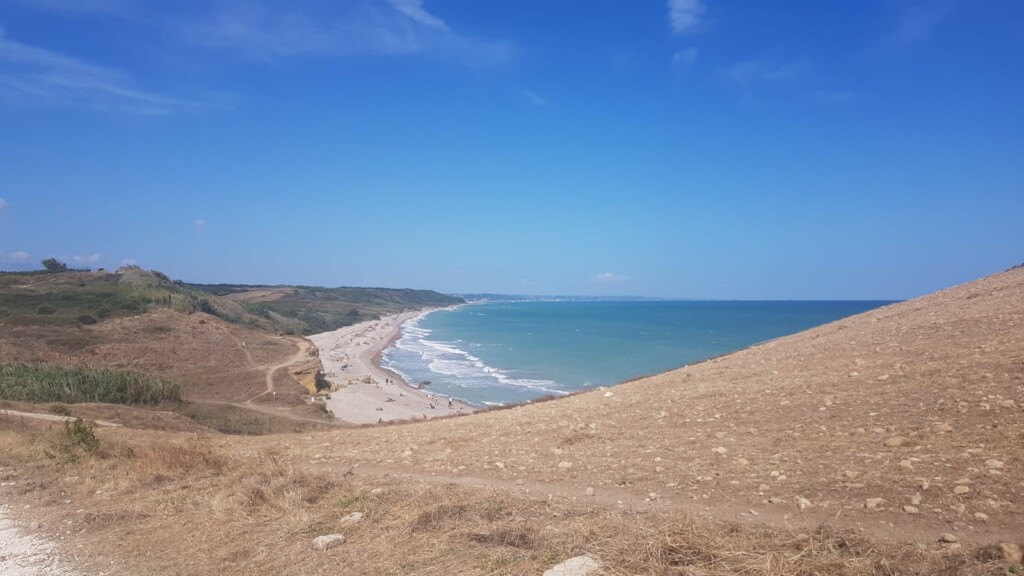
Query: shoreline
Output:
[[308, 309, 475, 424]]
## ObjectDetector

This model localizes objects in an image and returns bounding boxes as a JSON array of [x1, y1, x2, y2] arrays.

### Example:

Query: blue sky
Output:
[[1, 0, 1022, 299]]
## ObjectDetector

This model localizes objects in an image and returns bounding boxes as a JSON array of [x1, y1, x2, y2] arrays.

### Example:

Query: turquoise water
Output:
[[382, 300, 892, 407]]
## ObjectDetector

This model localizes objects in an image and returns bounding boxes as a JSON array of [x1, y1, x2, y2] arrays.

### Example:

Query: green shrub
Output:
[[37, 304, 56, 315], [49, 418, 101, 464], [49, 403, 72, 416], [95, 307, 111, 318], [77, 314, 98, 325]]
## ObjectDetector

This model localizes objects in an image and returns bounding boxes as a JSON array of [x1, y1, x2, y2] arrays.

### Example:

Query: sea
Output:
[[381, 300, 893, 407]]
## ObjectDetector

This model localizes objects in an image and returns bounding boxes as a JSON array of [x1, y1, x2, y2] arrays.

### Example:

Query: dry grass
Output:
[[0, 421, 1011, 575]]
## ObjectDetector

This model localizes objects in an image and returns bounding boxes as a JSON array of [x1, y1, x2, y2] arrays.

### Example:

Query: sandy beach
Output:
[[308, 310, 474, 424]]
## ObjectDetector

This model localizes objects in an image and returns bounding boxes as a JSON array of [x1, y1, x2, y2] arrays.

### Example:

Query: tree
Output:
[[41, 258, 68, 272]]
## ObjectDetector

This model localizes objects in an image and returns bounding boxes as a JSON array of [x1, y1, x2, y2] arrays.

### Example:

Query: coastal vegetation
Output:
[[0, 262, 461, 335], [0, 364, 181, 405], [188, 283, 464, 334]]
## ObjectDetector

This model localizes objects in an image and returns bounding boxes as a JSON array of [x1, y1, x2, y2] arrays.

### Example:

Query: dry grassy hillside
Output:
[[1, 268, 1022, 575]]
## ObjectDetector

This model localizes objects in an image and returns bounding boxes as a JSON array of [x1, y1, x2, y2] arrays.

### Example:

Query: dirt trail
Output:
[[246, 337, 316, 405], [0, 506, 72, 576], [0, 409, 121, 428]]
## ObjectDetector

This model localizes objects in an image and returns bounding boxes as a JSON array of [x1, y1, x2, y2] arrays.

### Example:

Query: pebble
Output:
[[339, 512, 363, 525], [543, 555, 602, 576], [884, 436, 909, 448], [903, 505, 919, 514], [864, 498, 885, 510], [939, 533, 958, 544], [998, 543, 1023, 563], [312, 534, 345, 550], [797, 497, 812, 510], [953, 486, 970, 495]]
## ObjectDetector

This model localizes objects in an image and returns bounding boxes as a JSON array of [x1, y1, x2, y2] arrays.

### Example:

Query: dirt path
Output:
[[0, 506, 72, 576], [0, 409, 121, 428], [245, 337, 315, 405]]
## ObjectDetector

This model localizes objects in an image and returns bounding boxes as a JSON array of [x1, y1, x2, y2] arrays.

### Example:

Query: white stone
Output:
[[313, 534, 345, 550], [543, 555, 602, 576]]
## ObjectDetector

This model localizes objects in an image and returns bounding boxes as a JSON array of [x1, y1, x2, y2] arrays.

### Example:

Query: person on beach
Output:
[[448, 398, 452, 408]]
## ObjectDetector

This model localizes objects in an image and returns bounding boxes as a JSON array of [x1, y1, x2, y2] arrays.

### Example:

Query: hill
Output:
[[0, 268, 1022, 574], [0, 267, 458, 435], [187, 283, 464, 335]]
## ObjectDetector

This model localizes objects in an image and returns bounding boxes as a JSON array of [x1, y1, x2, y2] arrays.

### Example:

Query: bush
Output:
[[48, 418, 101, 464], [77, 314, 98, 325], [42, 258, 68, 273], [37, 304, 56, 315]]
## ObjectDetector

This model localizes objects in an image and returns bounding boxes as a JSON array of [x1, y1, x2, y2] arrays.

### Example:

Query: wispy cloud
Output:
[[672, 48, 699, 66], [70, 253, 101, 265], [716, 59, 806, 87], [0, 27, 192, 114], [667, 0, 705, 35], [386, 0, 448, 31], [895, 1, 954, 44], [0, 249, 30, 263], [519, 89, 546, 106], [194, 218, 206, 230], [182, 1, 512, 66], [591, 272, 629, 283], [0, 198, 7, 210]]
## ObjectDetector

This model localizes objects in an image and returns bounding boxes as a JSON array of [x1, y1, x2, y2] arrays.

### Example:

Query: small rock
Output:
[[370, 488, 383, 495], [973, 512, 988, 521], [313, 534, 345, 550], [339, 512, 363, 525], [903, 505, 919, 514], [603, 392, 614, 398], [985, 459, 1004, 469], [997, 399, 1017, 409], [953, 485, 970, 495], [797, 497, 812, 510], [911, 493, 922, 505], [585, 487, 595, 497], [864, 498, 885, 510], [884, 436, 909, 448], [558, 461, 573, 469], [712, 446, 728, 456], [939, 533, 958, 544], [543, 555, 602, 576], [899, 460, 915, 470], [844, 470, 859, 479], [768, 497, 786, 504], [997, 543, 1023, 563], [932, 423, 953, 434]]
